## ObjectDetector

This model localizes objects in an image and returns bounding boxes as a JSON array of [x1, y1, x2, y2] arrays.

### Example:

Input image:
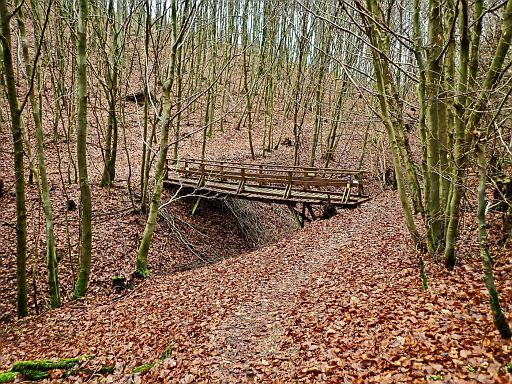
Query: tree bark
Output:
[[136, 0, 187, 277], [17, 3, 60, 307], [425, 0, 444, 255], [73, 0, 92, 298], [476, 143, 511, 339], [0, 0, 28, 317], [444, 0, 470, 269]]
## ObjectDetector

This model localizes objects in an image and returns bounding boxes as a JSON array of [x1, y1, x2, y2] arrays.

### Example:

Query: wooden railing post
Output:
[[357, 172, 364, 196], [184, 160, 190, 177], [219, 162, 225, 181], [237, 167, 246, 194], [342, 175, 351, 203], [283, 170, 293, 199], [196, 163, 206, 188]]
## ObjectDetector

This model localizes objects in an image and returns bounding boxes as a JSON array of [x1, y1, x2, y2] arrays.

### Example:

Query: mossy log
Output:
[[0, 371, 17, 383], [76, 365, 114, 375], [132, 343, 174, 375], [12, 357, 83, 372], [3, 355, 96, 381], [132, 363, 156, 374], [19, 370, 49, 381]]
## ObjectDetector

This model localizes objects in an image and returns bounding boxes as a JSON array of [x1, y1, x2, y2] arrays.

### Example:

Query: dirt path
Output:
[[215, 232, 350, 379], [193, 192, 420, 383]]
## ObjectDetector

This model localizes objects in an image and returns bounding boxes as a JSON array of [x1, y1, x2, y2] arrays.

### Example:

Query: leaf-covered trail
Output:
[[214, 218, 353, 377], [1, 191, 511, 383]]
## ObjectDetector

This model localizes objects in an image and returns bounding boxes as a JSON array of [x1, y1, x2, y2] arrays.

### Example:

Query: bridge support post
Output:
[[288, 203, 315, 229], [305, 203, 316, 220]]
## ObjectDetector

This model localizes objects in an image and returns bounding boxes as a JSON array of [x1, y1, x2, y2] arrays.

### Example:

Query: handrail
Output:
[[175, 168, 356, 185], [168, 158, 367, 177]]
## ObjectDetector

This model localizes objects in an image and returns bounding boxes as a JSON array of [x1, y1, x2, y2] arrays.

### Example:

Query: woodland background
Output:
[[1, 0, 512, 382]]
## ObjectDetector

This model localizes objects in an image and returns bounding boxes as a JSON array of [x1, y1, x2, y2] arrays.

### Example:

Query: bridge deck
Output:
[[164, 159, 370, 207]]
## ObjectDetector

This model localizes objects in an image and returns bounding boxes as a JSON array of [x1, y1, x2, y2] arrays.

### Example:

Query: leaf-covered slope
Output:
[[0, 190, 511, 383]]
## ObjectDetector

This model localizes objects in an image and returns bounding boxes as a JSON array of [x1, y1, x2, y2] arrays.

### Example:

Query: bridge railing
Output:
[[166, 158, 367, 200]]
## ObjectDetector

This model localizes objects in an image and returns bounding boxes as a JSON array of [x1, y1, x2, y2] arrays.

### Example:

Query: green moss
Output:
[[74, 365, 115, 375], [96, 365, 115, 375], [159, 343, 174, 361], [134, 267, 149, 278], [12, 357, 82, 372], [0, 371, 17, 383], [132, 342, 174, 375], [73, 270, 90, 299], [132, 363, 155, 374], [507, 361, 512, 373], [8, 355, 95, 381], [22, 370, 49, 380], [427, 372, 445, 381]]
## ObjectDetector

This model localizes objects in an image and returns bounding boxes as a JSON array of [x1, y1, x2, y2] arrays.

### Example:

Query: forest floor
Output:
[[1, 88, 512, 382], [1, 188, 512, 383]]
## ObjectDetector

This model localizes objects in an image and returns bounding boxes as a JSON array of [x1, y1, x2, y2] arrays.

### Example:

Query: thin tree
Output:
[[136, 0, 197, 277], [0, 0, 28, 317], [17, 0, 60, 307], [73, 0, 92, 298]]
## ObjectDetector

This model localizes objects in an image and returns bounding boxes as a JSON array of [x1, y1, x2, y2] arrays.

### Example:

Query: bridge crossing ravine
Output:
[[164, 158, 370, 225]]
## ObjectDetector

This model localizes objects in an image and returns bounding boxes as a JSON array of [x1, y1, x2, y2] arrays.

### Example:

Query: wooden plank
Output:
[[166, 177, 366, 205], [163, 174, 369, 208], [175, 158, 368, 174]]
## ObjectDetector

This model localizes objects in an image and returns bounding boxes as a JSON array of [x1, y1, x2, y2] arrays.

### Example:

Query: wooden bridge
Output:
[[164, 159, 369, 224]]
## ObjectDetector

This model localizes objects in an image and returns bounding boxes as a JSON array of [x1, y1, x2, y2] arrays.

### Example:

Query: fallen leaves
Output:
[[0, 190, 511, 382]]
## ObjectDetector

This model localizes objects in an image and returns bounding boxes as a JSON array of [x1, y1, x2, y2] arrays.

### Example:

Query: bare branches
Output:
[[19, 0, 53, 113]]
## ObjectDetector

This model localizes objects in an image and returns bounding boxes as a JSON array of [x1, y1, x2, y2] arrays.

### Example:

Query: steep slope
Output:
[[0, 191, 511, 383]]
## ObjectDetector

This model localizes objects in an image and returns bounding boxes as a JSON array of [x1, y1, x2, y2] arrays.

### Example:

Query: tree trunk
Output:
[[424, 0, 444, 255], [363, 0, 422, 247], [101, 0, 120, 187], [17, 3, 61, 307], [444, 0, 470, 269], [136, 0, 187, 277], [0, 0, 28, 317], [73, 0, 92, 298], [476, 143, 511, 339]]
